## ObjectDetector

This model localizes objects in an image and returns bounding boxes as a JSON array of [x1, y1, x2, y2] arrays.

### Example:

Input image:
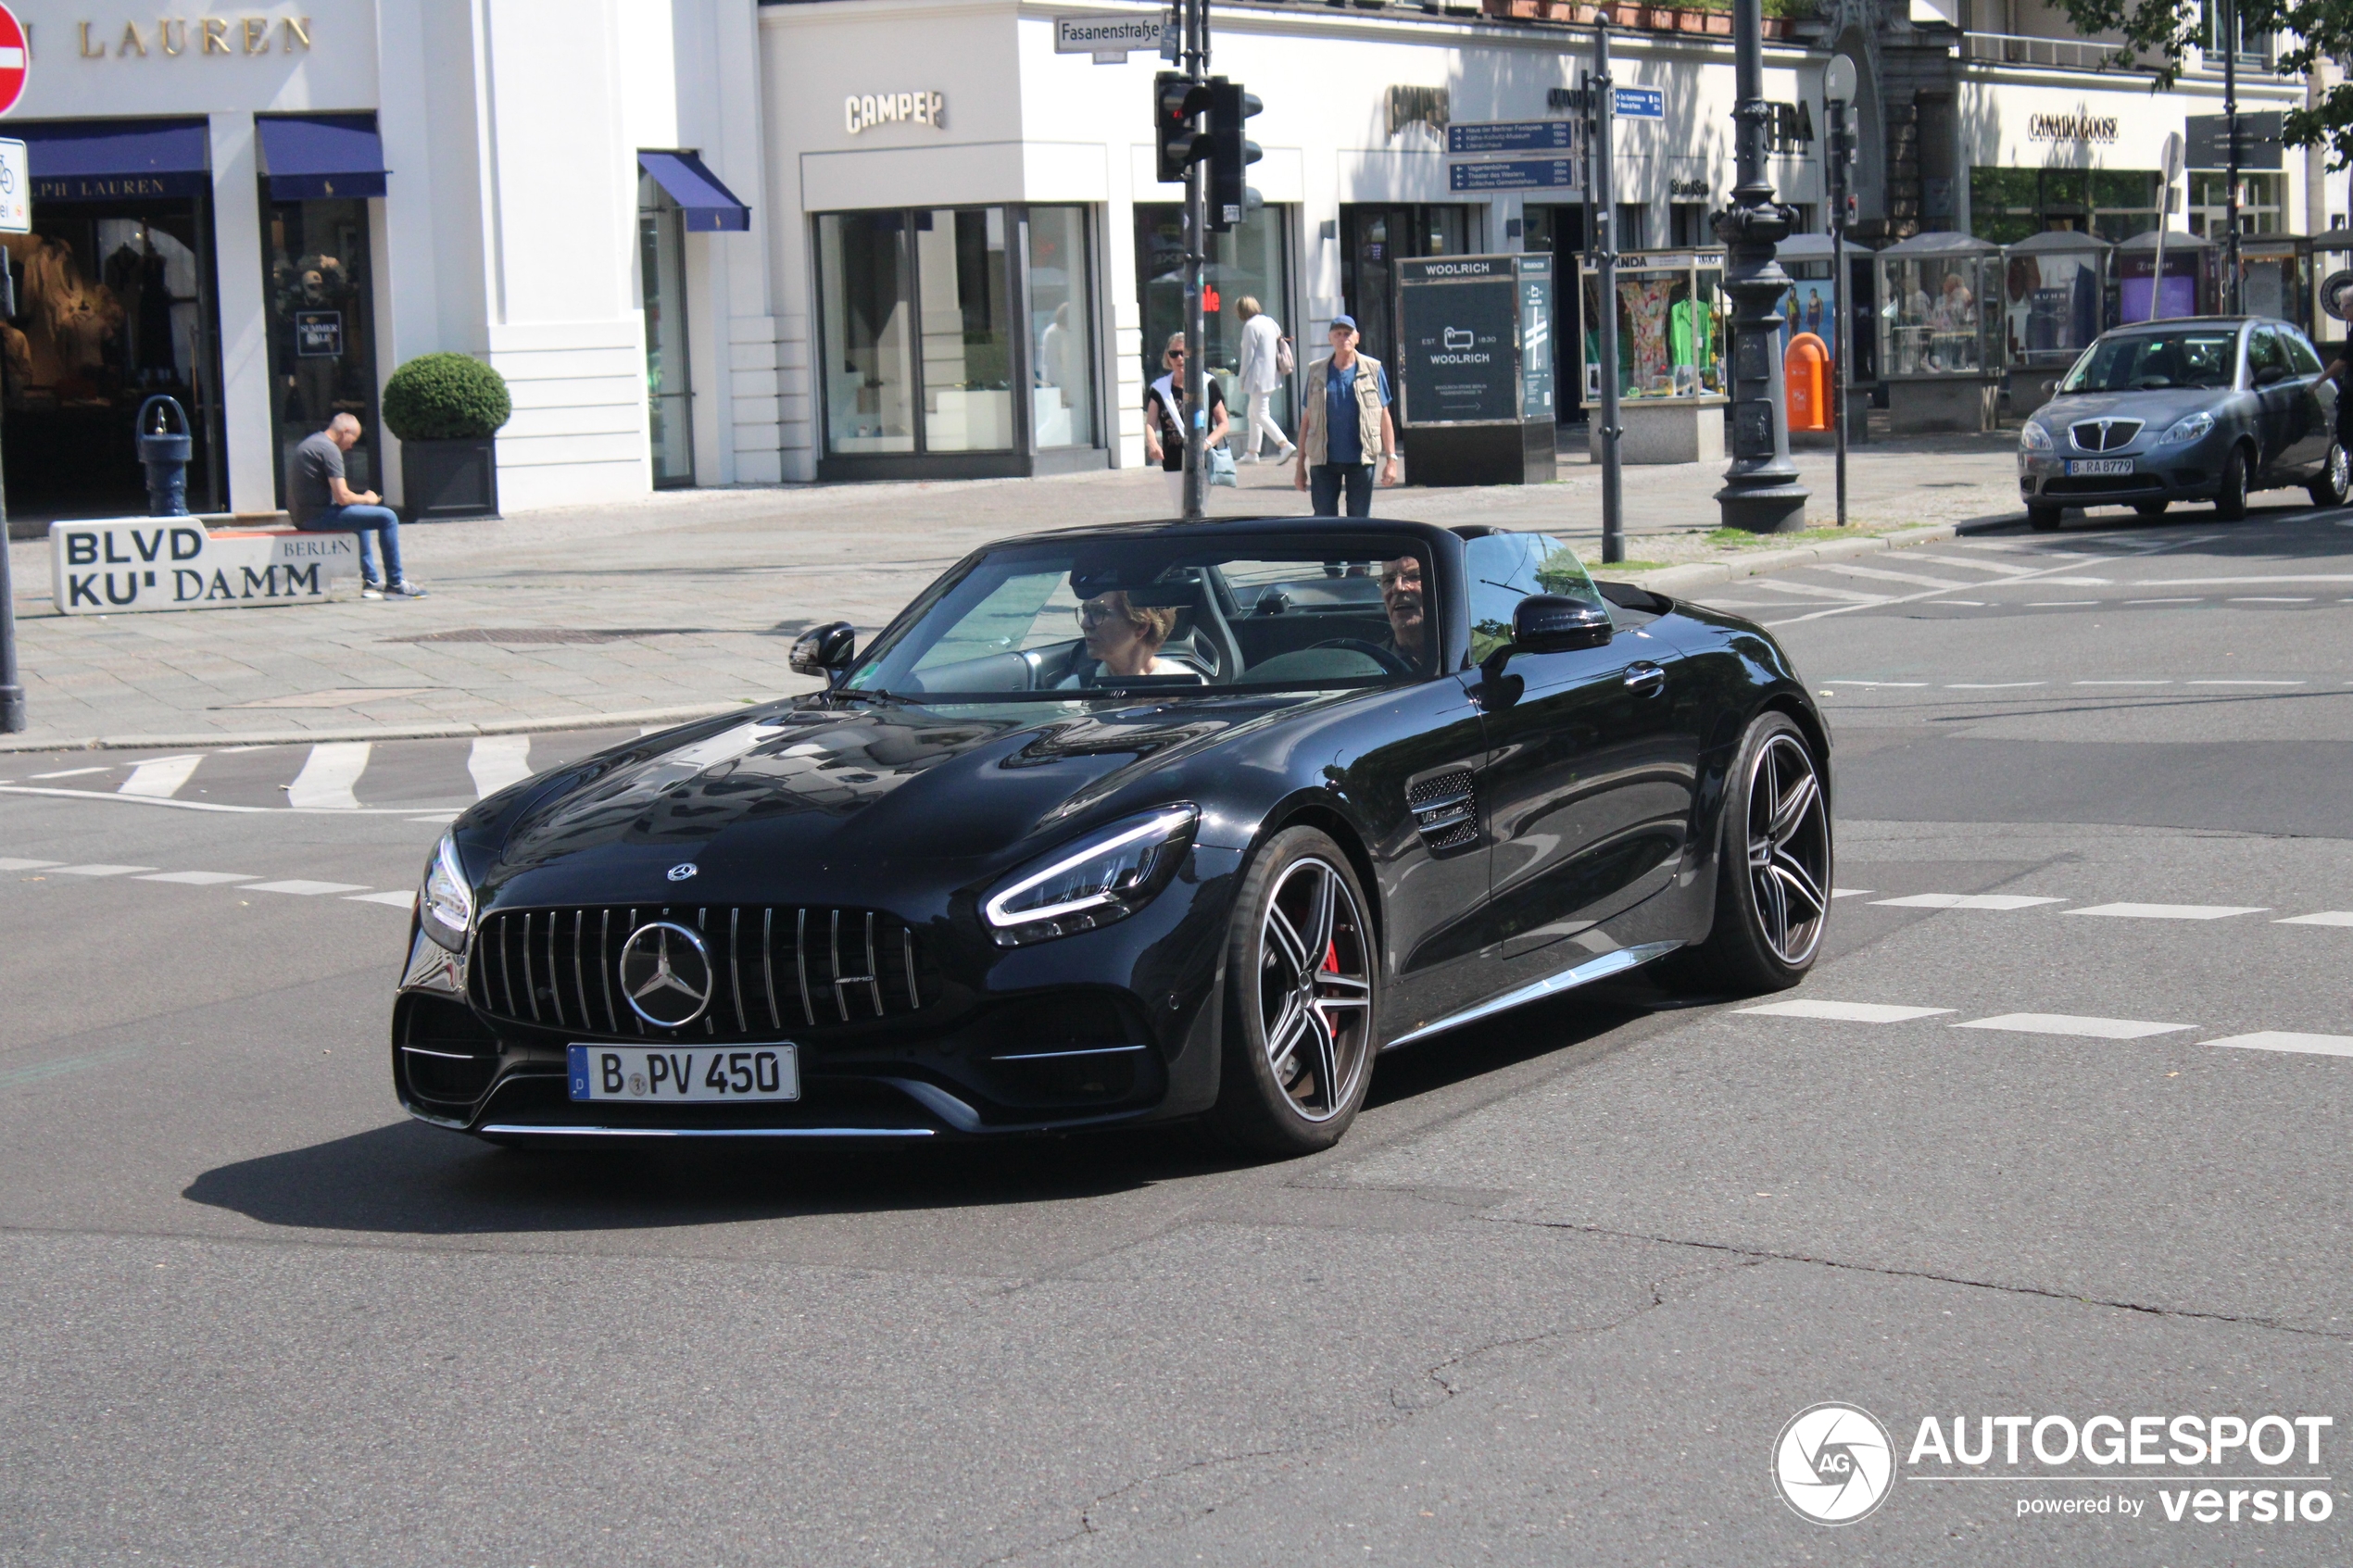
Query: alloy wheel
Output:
[[2333, 445, 2349, 501], [1255, 856, 1372, 1122], [1744, 734, 1831, 967]]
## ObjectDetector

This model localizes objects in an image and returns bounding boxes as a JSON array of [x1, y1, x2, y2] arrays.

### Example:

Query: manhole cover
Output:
[[385, 627, 700, 645]]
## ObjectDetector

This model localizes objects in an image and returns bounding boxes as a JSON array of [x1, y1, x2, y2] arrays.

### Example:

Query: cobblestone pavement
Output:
[[2, 431, 2022, 748]]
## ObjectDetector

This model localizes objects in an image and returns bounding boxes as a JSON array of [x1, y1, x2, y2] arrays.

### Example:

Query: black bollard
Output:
[[136, 395, 194, 517]]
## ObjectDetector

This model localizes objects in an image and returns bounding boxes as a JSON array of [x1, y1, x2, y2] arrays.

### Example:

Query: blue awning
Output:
[[256, 113, 387, 200], [20, 118, 209, 200], [638, 150, 750, 232]]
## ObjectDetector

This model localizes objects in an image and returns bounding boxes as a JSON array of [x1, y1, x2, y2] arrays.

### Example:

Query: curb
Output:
[[1621, 522, 1962, 596], [0, 700, 758, 755]]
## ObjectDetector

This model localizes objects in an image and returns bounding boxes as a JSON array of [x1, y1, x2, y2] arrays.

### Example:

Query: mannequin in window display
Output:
[[1617, 275, 1680, 395], [285, 257, 350, 427], [19, 236, 124, 401]]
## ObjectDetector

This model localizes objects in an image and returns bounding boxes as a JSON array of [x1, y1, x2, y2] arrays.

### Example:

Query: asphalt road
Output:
[[1, 501, 2347, 1566]]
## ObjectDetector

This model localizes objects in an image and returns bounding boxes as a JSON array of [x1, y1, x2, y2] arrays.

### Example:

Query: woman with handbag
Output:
[[1235, 297, 1296, 464], [1142, 332, 1231, 512]]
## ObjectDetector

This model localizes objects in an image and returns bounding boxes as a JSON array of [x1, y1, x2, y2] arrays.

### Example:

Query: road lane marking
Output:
[[2229, 596, 2314, 603], [2074, 680, 2170, 685], [1956, 1013, 2196, 1040], [0, 858, 61, 871], [2066, 903, 2269, 920], [345, 890, 417, 907], [1749, 579, 1892, 604], [2025, 576, 2113, 586], [2207, 1032, 2353, 1059], [0, 1044, 151, 1091], [2028, 600, 2099, 607], [134, 871, 257, 885], [2124, 597, 2201, 605], [1819, 563, 1984, 591], [2135, 574, 2353, 585], [49, 864, 157, 877], [242, 879, 371, 896], [2188, 680, 2303, 687], [1944, 682, 2046, 689], [1902, 553, 2045, 577], [30, 765, 108, 779], [1738, 1000, 1956, 1022], [285, 742, 371, 809], [2276, 911, 2353, 926], [1830, 887, 1873, 897], [1824, 680, 1929, 687], [1872, 894, 2066, 910], [1764, 550, 2193, 627], [467, 734, 534, 798], [120, 755, 202, 799], [0, 784, 444, 817]]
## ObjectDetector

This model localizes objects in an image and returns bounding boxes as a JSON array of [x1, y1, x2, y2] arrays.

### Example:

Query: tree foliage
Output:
[[2054, 0, 2352, 169]]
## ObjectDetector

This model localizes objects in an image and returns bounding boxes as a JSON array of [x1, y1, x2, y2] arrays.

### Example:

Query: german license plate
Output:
[[566, 1043, 799, 1103], [2067, 458, 2134, 476]]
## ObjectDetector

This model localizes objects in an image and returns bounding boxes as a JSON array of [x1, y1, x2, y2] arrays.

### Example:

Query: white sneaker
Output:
[[360, 581, 385, 600]]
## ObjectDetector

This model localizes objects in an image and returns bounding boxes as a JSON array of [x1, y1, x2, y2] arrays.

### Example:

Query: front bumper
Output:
[[2018, 432, 2229, 506], [391, 850, 1242, 1140]]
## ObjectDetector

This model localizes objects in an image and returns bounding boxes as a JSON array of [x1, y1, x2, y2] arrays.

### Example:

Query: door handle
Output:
[[1624, 661, 1667, 695]]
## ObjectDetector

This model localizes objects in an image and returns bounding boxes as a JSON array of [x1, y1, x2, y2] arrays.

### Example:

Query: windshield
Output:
[[2060, 328, 2241, 394], [845, 534, 1441, 700]]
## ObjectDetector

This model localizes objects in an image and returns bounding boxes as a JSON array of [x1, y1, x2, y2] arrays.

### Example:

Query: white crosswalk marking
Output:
[[0, 858, 60, 871], [1956, 1013, 2195, 1040], [1737, 1000, 1956, 1022], [120, 755, 202, 799], [1830, 888, 1873, 898], [2277, 911, 2353, 926], [242, 879, 371, 896], [1870, 894, 2065, 910], [2208, 1032, 2353, 1059], [1749, 579, 1890, 604], [134, 871, 256, 885], [285, 743, 371, 809], [1902, 553, 2045, 577], [468, 734, 534, 798], [2066, 903, 2268, 921], [345, 890, 418, 907], [1819, 563, 1983, 592], [50, 864, 156, 877]]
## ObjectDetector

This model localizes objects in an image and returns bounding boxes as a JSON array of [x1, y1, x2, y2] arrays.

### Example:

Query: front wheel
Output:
[[2215, 444, 2250, 521], [1210, 827, 1378, 1156], [1667, 711, 1833, 997], [2309, 442, 2350, 508]]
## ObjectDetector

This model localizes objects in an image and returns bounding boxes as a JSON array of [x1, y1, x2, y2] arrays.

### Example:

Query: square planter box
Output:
[[401, 436, 500, 521]]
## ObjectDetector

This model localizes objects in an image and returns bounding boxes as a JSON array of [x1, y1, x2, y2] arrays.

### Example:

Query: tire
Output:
[[2132, 499, 2171, 518], [2309, 441, 2350, 508], [2215, 444, 2250, 521], [2027, 504, 2063, 532], [1667, 711, 1833, 997], [1209, 827, 1378, 1156]]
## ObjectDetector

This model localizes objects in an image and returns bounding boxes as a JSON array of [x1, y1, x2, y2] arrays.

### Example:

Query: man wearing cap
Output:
[[1292, 314, 1400, 517]]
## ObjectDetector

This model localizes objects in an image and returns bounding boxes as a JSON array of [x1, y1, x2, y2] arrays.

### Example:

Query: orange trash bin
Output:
[[1785, 332, 1831, 433]]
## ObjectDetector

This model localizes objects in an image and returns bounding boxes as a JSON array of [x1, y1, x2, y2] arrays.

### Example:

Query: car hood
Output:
[[474, 695, 1306, 909], [2035, 388, 2231, 432]]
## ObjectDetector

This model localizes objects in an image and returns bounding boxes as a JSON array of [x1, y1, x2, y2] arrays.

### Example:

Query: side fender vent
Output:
[[1408, 769, 1478, 851]]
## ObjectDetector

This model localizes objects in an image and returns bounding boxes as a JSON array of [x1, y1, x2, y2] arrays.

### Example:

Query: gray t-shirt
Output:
[[288, 430, 346, 524]]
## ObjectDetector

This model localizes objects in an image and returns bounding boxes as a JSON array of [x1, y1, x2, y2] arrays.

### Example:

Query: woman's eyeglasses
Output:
[[1076, 600, 1117, 627]]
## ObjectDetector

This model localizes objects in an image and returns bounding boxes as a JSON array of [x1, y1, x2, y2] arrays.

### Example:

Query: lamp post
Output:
[[1712, 0, 1808, 532], [1825, 53, 1856, 530]]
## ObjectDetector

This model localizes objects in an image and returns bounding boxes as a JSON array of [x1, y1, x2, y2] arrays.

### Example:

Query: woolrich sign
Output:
[[50, 520, 359, 614]]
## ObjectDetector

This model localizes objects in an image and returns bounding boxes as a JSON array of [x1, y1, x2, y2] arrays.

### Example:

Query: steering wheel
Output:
[[1308, 637, 1411, 675]]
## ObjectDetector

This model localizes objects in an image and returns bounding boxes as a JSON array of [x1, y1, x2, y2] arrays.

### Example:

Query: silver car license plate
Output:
[[566, 1043, 800, 1102], [2067, 458, 2135, 476]]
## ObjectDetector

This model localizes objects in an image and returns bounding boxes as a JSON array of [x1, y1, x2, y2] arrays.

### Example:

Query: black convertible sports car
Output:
[[392, 518, 1831, 1153]]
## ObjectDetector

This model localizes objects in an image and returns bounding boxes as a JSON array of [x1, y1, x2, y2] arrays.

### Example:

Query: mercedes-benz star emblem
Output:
[[617, 921, 714, 1029], [667, 862, 698, 883]]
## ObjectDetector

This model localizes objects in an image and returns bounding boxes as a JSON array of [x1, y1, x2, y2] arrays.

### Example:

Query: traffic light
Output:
[[1154, 71, 1214, 183], [1207, 77, 1263, 232]]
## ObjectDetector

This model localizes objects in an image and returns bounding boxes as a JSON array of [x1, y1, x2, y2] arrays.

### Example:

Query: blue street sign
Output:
[[1448, 158, 1579, 193], [1446, 119, 1578, 155], [1614, 85, 1665, 119]]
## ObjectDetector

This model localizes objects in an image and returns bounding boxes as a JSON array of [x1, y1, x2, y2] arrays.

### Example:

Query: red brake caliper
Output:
[[1322, 939, 1340, 973]]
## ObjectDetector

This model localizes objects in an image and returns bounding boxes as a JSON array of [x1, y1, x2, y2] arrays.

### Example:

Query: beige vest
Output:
[[1302, 353, 1390, 465]]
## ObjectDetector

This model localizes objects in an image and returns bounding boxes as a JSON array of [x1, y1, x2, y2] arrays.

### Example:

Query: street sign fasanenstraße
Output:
[[1055, 13, 1163, 56]]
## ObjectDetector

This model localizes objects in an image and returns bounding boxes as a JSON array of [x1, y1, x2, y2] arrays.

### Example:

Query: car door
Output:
[[1466, 532, 1700, 963], [2246, 325, 2301, 478], [2280, 325, 2336, 470]]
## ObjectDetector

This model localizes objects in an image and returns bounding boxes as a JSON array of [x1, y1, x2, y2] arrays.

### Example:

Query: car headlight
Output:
[[2019, 420, 2053, 453], [982, 806, 1199, 947], [418, 831, 474, 951], [2158, 411, 2215, 445]]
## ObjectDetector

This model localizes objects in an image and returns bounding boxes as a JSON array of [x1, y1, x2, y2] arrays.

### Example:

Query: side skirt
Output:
[[1379, 940, 1683, 1051]]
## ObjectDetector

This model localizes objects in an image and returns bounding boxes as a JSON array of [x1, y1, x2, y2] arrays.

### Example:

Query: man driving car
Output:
[[1378, 556, 1428, 666]]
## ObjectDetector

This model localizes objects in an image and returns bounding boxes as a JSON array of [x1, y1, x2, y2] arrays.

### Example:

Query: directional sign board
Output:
[[1054, 12, 1163, 59], [1449, 157, 1579, 193], [2185, 111, 2283, 171], [1614, 85, 1664, 120], [0, 4, 26, 118], [1446, 120, 1576, 156], [0, 139, 25, 233]]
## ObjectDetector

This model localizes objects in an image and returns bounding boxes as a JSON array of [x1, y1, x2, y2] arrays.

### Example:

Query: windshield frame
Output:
[[2058, 324, 2247, 395], [838, 528, 1457, 704]]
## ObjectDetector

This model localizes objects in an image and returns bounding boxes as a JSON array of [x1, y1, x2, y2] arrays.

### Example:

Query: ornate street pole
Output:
[[1181, 0, 1210, 521], [1712, 0, 1808, 532], [1591, 21, 1623, 563]]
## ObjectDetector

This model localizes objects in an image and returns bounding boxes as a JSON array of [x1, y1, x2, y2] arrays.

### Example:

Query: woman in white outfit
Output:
[[1234, 297, 1295, 463]]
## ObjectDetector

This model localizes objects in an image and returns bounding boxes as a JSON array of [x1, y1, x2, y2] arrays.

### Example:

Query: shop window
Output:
[[1969, 167, 2159, 245], [1522, 205, 1589, 424], [1027, 206, 1095, 449], [637, 174, 694, 486], [265, 196, 379, 506], [818, 211, 917, 454], [1135, 203, 1294, 433], [1339, 205, 1472, 375], [1668, 203, 1712, 247], [1615, 203, 1649, 251], [916, 208, 1013, 453], [2189, 171, 2284, 239]]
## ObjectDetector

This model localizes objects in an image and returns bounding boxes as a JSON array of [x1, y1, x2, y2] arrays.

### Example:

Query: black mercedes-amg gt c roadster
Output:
[[392, 518, 1831, 1153]]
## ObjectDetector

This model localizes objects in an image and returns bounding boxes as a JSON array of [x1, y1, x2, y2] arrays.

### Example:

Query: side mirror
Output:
[[789, 620, 857, 680], [1511, 595, 1615, 654], [2253, 364, 2288, 387]]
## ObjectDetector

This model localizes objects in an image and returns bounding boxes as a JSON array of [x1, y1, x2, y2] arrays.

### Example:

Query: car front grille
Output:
[[468, 904, 937, 1040], [2070, 419, 2145, 452], [2044, 475, 2156, 497]]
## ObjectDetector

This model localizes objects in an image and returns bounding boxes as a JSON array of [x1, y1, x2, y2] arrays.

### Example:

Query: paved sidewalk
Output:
[[2, 433, 2022, 750]]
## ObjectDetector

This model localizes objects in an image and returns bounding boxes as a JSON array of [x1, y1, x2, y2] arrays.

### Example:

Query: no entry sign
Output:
[[0, 4, 26, 118]]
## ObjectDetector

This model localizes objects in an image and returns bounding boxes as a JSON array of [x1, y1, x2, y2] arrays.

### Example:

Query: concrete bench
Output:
[[50, 518, 361, 615]]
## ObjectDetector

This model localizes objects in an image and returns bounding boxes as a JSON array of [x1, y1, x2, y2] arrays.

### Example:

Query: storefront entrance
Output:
[[638, 175, 694, 488], [1132, 204, 1294, 438], [265, 195, 380, 507], [813, 205, 1102, 481], [1522, 206, 1589, 426], [1338, 205, 1478, 382]]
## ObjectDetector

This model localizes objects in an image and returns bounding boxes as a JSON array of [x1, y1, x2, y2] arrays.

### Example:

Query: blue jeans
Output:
[[309, 503, 404, 584], [1309, 463, 1375, 518]]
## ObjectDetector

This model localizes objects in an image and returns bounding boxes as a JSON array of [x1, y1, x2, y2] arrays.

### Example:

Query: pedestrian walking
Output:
[[1142, 332, 1229, 514], [1292, 314, 1400, 517], [1234, 296, 1295, 464], [288, 412, 426, 598]]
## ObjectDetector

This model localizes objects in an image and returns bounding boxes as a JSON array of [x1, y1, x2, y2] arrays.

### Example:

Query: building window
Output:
[[2189, 170, 2284, 238], [637, 174, 693, 486], [265, 198, 377, 506], [1337, 205, 1473, 376], [1615, 202, 1649, 251], [1027, 206, 1095, 449], [1136, 203, 1293, 432], [2199, 0, 2272, 67], [1969, 168, 2159, 244], [1668, 203, 1712, 247]]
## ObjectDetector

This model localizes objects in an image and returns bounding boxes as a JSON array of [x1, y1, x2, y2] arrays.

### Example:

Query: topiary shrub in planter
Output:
[[384, 352, 512, 521]]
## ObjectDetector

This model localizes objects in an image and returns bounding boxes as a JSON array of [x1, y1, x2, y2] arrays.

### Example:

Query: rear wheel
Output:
[[2309, 441, 2350, 508], [2027, 504, 2063, 532], [1210, 827, 1378, 1156], [1667, 712, 1832, 997], [2132, 499, 2171, 518], [2215, 444, 2250, 521]]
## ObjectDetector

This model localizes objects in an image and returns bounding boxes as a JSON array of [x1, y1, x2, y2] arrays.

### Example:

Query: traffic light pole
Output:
[[1181, 0, 1210, 521], [0, 411, 19, 732], [1591, 23, 1623, 565], [2223, 0, 2242, 314], [1827, 95, 1851, 529]]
